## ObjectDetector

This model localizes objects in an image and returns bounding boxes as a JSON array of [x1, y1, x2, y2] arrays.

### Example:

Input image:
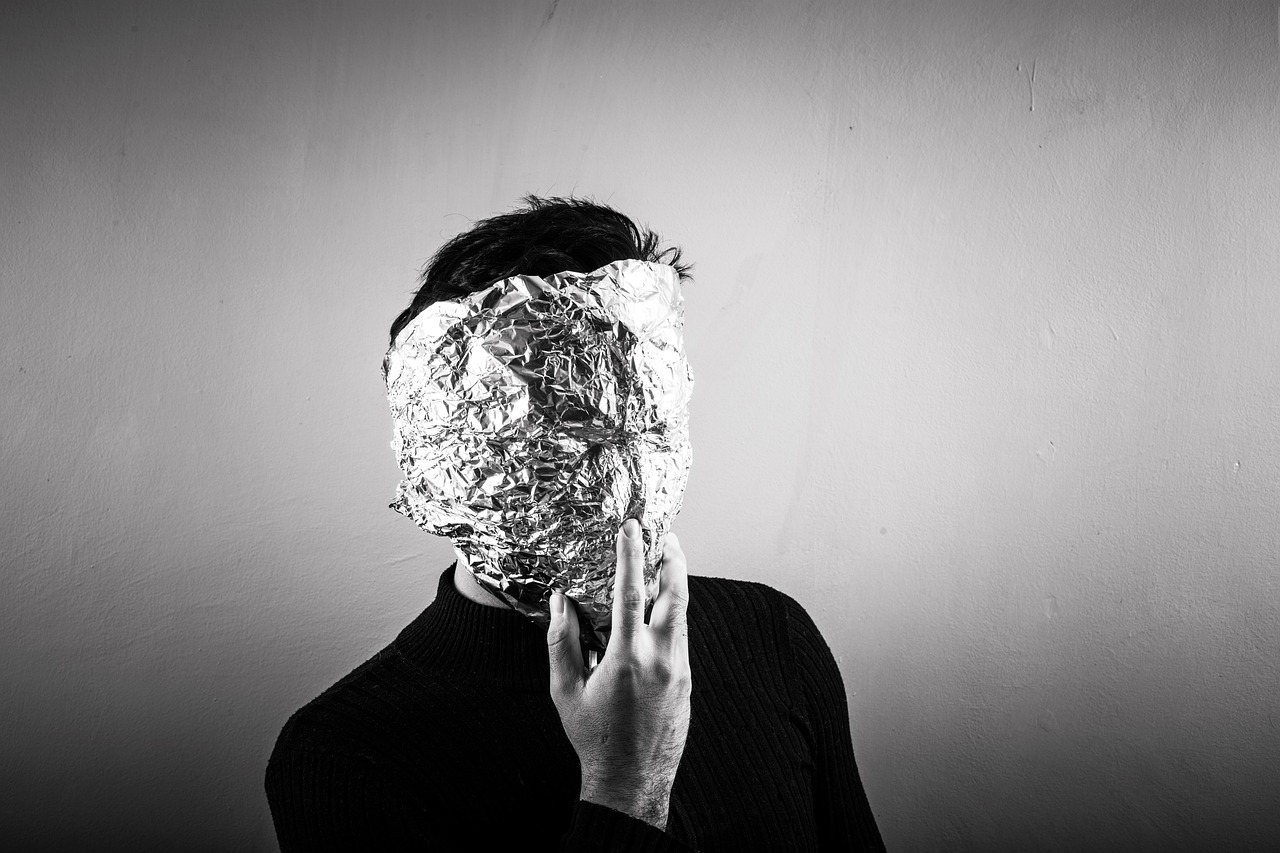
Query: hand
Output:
[[547, 519, 692, 831]]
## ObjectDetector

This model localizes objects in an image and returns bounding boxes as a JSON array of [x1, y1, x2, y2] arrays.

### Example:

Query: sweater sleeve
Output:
[[558, 801, 695, 852], [266, 742, 694, 852], [782, 595, 886, 852]]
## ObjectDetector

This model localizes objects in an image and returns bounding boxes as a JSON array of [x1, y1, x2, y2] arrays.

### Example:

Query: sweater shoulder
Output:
[[686, 573, 811, 629], [685, 574, 811, 693], [685, 574, 839, 694], [269, 644, 405, 760], [687, 572, 789, 604], [691, 574, 830, 640]]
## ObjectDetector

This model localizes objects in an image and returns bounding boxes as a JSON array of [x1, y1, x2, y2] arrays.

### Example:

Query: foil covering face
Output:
[[384, 259, 693, 653]]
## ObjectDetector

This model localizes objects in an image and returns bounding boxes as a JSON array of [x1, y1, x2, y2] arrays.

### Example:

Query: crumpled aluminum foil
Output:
[[383, 259, 693, 654]]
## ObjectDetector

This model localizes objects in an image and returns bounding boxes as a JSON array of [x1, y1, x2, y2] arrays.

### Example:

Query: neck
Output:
[[391, 562, 552, 692], [452, 548, 507, 609]]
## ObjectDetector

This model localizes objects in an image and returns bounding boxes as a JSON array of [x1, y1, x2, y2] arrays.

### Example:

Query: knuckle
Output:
[[651, 657, 674, 682], [613, 660, 641, 688], [546, 625, 571, 650], [619, 587, 645, 608]]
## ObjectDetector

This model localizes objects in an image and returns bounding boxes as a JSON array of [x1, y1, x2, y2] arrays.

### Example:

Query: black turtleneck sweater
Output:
[[265, 564, 884, 851]]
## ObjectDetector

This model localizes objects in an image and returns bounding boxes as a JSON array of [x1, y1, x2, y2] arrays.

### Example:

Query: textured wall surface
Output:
[[2, 2, 1278, 850]]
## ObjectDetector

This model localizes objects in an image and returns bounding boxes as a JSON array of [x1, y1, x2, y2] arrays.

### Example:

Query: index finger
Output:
[[610, 518, 647, 646]]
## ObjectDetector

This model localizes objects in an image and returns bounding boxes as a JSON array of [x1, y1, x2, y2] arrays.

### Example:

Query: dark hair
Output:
[[387, 195, 692, 348]]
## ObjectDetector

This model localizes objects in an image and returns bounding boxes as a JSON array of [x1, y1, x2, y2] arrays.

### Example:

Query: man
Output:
[[265, 197, 884, 851]]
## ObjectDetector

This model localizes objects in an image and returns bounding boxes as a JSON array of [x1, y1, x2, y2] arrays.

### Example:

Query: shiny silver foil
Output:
[[384, 260, 693, 654]]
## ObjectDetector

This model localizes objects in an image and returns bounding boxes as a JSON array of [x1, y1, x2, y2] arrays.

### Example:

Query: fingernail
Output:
[[550, 593, 563, 619], [623, 519, 641, 540]]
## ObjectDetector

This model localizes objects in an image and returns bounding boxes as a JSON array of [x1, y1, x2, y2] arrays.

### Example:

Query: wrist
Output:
[[580, 778, 672, 831]]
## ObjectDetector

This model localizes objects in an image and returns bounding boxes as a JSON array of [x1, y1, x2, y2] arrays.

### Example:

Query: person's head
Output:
[[388, 195, 691, 348], [383, 196, 695, 652]]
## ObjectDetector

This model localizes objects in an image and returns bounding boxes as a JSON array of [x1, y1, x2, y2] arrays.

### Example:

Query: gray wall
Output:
[[2, 2, 1278, 850]]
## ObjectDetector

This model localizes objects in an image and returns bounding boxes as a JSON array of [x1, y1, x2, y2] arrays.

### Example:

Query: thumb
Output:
[[547, 592, 584, 699]]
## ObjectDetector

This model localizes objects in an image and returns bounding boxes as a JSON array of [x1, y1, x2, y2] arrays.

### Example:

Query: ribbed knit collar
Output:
[[392, 563, 552, 692]]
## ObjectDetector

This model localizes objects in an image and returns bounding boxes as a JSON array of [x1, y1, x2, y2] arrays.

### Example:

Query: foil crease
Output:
[[384, 260, 693, 654]]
